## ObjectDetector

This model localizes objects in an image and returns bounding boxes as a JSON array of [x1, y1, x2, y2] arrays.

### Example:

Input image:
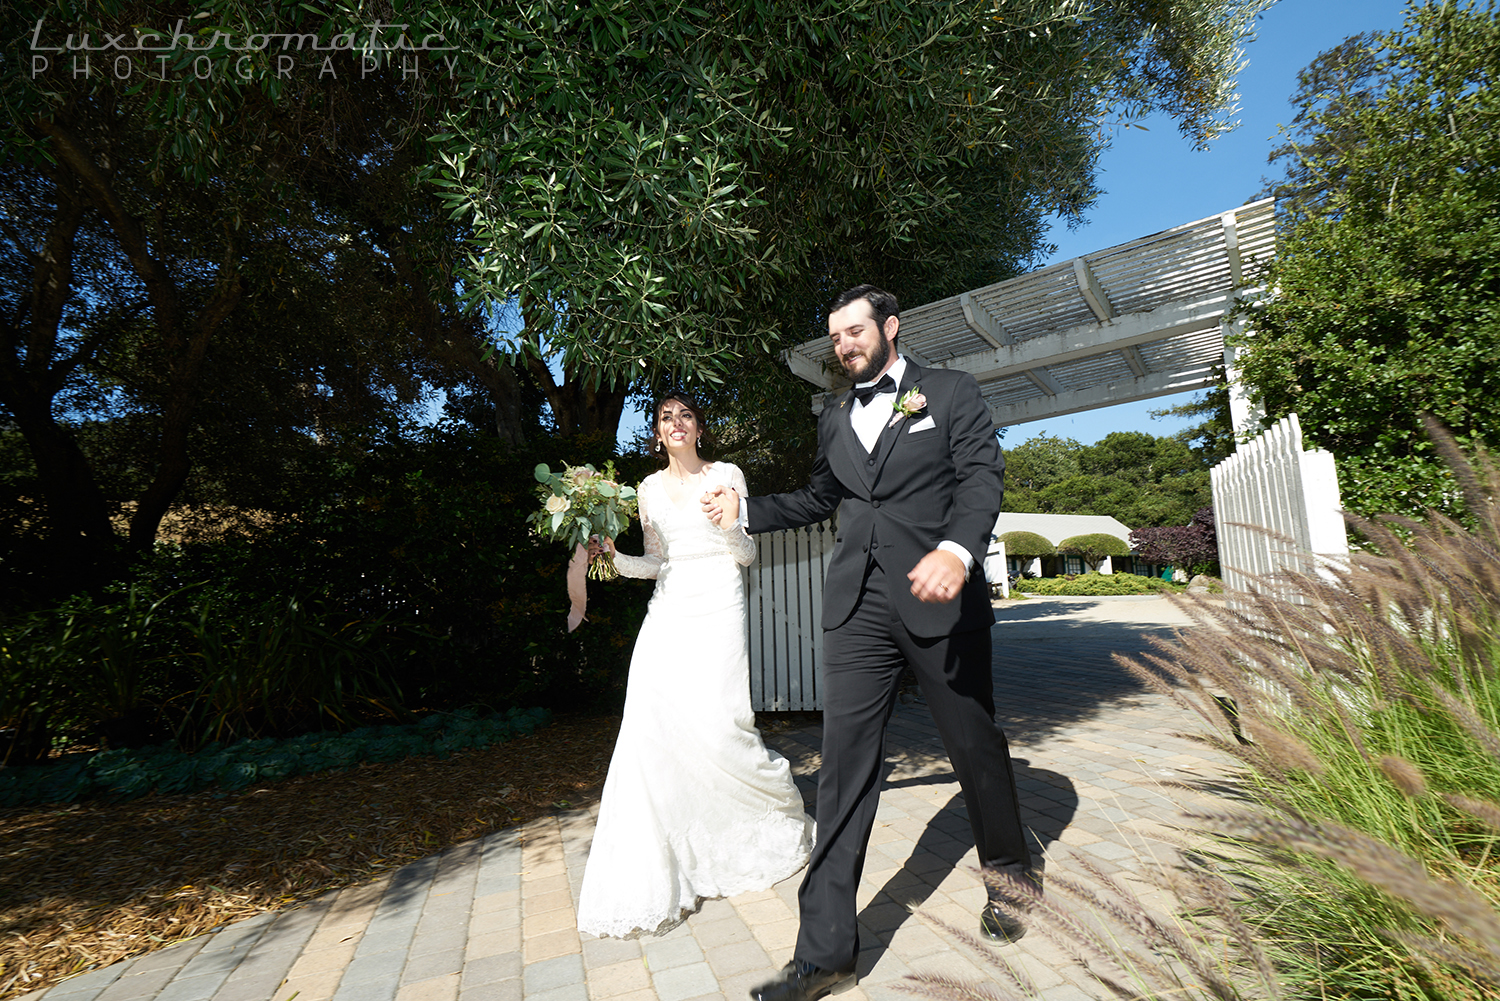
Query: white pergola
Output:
[[783, 197, 1275, 430]]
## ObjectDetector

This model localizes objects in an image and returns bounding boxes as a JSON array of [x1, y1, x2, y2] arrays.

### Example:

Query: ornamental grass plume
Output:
[[901, 419, 1500, 1001]]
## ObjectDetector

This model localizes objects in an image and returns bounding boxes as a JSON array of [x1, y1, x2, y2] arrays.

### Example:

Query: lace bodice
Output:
[[611, 463, 757, 578]]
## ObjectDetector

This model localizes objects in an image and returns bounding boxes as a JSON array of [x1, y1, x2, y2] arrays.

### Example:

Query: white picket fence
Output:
[[1210, 412, 1348, 597], [745, 521, 836, 711]]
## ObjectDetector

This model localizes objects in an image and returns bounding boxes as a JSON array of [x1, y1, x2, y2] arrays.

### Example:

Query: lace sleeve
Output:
[[611, 479, 665, 579], [720, 464, 758, 567]]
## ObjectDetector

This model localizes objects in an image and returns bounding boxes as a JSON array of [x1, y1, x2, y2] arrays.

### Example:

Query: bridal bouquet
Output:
[[528, 461, 638, 582]]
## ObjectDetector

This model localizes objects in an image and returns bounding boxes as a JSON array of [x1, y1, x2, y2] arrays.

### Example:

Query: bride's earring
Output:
[[655, 438, 663, 453], [697, 436, 702, 447]]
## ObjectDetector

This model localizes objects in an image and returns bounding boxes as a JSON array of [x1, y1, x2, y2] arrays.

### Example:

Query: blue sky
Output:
[[1010, 0, 1413, 445]]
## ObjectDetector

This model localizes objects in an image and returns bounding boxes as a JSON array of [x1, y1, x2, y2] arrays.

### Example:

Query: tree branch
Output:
[[33, 115, 180, 344]]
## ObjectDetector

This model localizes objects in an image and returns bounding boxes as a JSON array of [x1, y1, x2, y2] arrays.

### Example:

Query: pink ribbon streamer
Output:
[[566, 543, 589, 632]]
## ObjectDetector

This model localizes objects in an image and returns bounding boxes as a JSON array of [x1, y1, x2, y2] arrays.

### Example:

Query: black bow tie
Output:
[[852, 374, 896, 406]]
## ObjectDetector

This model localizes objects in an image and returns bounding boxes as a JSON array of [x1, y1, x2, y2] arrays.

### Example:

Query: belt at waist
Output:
[[666, 550, 735, 563]]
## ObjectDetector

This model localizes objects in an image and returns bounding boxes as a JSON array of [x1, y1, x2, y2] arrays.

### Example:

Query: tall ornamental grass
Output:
[[903, 419, 1500, 1001]]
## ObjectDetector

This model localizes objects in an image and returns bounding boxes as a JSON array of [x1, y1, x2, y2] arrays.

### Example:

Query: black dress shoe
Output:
[[749, 959, 857, 1001], [979, 902, 1027, 943]]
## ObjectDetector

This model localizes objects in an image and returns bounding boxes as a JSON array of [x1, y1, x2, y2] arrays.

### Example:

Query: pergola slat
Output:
[[784, 198, 1275, 428]]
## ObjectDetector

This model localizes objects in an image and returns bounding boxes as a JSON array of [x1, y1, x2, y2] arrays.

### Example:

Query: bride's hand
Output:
[[701, 485, 739, 528], [587, 536, 616, 558]]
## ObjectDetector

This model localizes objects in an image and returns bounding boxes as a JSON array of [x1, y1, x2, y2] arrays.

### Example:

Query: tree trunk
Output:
[[488, 360, 529, 446], [518, 300, 628, 442], [0, 159, 121, 582], [128, 262, 242, 549], [36, 116, 242, 552], [0, 394, 118, 563], [523, 354, 628, 440]]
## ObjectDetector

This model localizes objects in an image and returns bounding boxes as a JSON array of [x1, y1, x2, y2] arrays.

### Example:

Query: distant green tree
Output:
[[1150, 376, 1236, 466], [1001, 432, 1082, 511], [1080, 432, 1200, 485], [1004, 433, 1084, 491], [1238, 0, 1500, 519], [1010, 430, 1211, 526], [1032, 472, 1208, 529], [1000, 426, 1212, 526]]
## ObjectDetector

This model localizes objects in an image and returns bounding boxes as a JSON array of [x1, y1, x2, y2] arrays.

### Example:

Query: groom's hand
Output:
[[701, 485, 740, 528], [909, 550, 966, 603]]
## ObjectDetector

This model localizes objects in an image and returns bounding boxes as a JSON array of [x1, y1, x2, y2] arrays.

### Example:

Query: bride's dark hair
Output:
[[652, 391, 712, 468]]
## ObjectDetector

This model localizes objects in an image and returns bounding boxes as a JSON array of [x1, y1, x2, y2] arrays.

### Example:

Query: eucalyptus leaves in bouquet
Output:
[[528, 462, 638, 580]]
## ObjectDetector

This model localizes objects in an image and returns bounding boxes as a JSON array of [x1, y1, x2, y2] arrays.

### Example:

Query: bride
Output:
[[577, 392, 812, 939]]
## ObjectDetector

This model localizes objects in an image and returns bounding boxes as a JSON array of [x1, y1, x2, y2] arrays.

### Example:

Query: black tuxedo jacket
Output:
[[745, 362, 1004, 638]]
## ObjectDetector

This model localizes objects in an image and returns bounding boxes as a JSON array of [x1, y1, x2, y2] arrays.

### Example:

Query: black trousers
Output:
[[795, 560, 1031, 971]]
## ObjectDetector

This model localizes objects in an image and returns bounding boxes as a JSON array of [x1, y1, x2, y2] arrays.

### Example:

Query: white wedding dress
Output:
[[576, 462, 812, 939]]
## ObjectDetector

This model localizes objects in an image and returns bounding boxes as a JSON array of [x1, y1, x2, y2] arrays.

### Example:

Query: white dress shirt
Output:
[[850, 355, 907, 452]]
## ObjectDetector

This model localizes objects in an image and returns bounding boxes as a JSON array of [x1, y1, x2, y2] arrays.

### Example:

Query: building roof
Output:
[[993, 512, 1134, 547]]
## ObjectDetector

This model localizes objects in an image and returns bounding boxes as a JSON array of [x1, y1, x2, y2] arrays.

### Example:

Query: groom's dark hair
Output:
[[830, 284, 900, 345]]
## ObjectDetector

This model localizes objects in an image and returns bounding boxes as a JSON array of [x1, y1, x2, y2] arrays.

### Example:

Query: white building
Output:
[[991, 512, 1140, 577]]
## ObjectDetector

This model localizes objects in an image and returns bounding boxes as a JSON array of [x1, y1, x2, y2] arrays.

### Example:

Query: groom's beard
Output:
[[842, 334, 892, 385]]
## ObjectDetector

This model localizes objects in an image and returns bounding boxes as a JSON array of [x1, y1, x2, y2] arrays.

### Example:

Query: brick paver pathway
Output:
[[20, 596, 1232, 1001]]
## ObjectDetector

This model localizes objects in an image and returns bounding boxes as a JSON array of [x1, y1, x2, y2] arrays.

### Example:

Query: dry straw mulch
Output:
[[0, 712, 622, 999]]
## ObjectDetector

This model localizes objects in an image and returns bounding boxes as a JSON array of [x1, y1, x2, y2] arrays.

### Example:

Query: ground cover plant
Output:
[[0, 707, 550, 808], [904, 419, 1500, 1000]]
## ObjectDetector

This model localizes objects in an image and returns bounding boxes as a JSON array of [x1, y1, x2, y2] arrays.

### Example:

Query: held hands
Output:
[[909, 549, 966, 603], [700, 485, 740, 529]]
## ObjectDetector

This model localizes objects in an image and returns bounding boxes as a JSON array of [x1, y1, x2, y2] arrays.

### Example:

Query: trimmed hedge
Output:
[[0, 706, 551, 808], [1020, 573, 1179, 596], [998, 531, 1055, 557]]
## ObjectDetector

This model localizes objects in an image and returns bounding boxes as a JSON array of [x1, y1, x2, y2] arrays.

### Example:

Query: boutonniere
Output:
[[888, 387, 927, 428]]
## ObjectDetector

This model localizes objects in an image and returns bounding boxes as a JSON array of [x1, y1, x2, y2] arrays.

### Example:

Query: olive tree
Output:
[[419, 0, 1275, 435]]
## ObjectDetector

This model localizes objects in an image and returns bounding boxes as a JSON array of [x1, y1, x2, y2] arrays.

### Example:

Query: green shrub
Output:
[[1, 427, 655, 767], [177, 594, 408, 751], [0, 706, 551, 808], [0, 615, 75, 765], [1018, 573, 1175, 596], [0, 589, 413, 761], [127, 427, 654, 713]]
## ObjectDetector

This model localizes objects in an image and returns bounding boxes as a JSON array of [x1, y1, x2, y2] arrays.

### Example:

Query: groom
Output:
[[703, 285, 1037, 1001]]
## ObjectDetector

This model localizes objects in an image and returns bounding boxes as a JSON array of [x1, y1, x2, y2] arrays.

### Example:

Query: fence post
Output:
[[1210, 413, 1348, 600]]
